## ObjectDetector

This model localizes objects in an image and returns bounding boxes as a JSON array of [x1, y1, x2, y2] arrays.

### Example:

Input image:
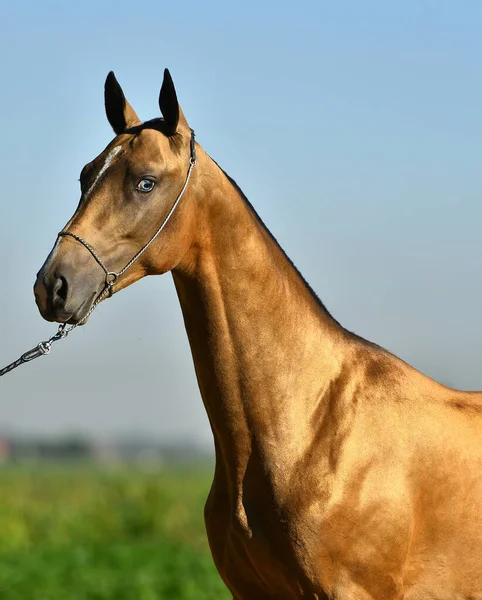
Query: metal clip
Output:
[[21, 342, 49, 363], [18, 325, 69, 364]]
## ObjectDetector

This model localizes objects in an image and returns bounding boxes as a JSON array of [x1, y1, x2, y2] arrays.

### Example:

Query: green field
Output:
[[0, 465, 230, 599]]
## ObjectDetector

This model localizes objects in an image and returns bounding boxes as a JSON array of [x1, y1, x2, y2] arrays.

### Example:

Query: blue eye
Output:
[[136, 179, 156, 192]]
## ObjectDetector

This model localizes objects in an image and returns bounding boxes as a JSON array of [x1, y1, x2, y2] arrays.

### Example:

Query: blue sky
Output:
[[0, 1, 481, 443]]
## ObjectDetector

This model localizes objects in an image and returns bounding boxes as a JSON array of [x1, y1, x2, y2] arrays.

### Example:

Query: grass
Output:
[[0, 464, 230, 599]]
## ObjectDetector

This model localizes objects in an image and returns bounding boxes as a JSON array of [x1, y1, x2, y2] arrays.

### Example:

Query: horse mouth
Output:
[[64, 292, 98, 325], [36, 291, 97, 325]]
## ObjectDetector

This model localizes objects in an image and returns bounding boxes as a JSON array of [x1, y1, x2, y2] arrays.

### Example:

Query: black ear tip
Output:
[[105, 71, 119, 90], [163, 68, 174, 86]]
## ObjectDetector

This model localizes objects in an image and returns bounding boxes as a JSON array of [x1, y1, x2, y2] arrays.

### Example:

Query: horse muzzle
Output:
[[34, 254, 102, 325]]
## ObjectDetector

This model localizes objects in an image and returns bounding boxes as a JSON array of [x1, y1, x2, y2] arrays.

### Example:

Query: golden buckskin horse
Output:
[[34, 70, 482, 599]]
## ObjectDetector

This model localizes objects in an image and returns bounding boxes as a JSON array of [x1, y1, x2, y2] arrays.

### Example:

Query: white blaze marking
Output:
[[84, 145, 122, 199]]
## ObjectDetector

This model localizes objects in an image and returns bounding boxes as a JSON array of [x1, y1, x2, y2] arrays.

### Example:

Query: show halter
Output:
[[0, 129, 196, 377]]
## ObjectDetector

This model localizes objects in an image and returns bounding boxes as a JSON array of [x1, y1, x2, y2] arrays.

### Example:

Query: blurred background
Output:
[[0, 0, 481, 598]]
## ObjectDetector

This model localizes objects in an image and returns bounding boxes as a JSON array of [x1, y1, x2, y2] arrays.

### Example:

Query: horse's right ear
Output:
[[159, 69, 180, 136], [104, 72, 141, 135]]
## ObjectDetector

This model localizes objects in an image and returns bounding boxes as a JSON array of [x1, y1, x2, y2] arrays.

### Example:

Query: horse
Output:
[[34, 69, 482, 599]]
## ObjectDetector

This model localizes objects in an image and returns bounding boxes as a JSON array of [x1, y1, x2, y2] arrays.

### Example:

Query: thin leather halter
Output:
[[0, 128, 197, 376], [59, 127, 196, 296]]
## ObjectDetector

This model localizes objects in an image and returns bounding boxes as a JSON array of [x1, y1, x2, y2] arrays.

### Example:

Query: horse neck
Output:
[[172, 148, 349, 484]]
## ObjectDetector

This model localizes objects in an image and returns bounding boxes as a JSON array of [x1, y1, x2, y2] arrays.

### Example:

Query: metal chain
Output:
[[0, 129, 196, 378]]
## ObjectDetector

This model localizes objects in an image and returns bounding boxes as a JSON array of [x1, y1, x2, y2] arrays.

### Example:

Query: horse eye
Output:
[[136, 179, 156, 193]]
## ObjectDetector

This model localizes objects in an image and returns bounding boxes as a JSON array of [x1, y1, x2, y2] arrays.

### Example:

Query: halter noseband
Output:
[[58, 128, 197, 299]]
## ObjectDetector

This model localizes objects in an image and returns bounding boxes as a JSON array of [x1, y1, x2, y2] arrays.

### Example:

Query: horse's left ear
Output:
[[159, 69, 188, 136]]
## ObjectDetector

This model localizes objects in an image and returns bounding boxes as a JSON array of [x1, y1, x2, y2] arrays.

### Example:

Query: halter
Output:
[[59, 128, 196, 302], [0, 128, 196, 376]]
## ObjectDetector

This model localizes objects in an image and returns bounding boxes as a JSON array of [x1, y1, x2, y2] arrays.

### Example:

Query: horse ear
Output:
[[104, 71, 141, 135], [159, 69, 181, 136]]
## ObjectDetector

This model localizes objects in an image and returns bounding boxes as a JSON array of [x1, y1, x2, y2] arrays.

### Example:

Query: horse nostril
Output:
[[58, 276, 68, 302], [52, 275, 69, 306]]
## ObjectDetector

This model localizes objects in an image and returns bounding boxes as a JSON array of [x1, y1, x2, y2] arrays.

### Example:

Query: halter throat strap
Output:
[[58, 128, 197, 295]]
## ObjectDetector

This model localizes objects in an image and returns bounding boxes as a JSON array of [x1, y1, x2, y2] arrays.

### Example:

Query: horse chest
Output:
[[204, 487, 327, 599]]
